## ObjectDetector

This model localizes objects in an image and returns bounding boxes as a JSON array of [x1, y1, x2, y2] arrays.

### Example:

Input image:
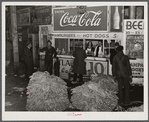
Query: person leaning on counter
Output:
[[94, 41, 104, 57], [39, 40, 57, 75], [72, 42, 87, 84]]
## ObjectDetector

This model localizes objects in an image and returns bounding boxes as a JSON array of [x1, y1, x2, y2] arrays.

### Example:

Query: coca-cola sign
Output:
[[53, 6, 107, 31]]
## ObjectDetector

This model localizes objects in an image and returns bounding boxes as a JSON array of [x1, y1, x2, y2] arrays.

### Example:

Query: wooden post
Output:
[[10, 6, 19, 73]]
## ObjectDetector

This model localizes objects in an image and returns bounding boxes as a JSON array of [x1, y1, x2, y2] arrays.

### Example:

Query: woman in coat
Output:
[[72, 43, 87, 84]]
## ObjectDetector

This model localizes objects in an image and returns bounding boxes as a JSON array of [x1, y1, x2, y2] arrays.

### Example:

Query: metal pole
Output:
[[10, 6, 19, 73]]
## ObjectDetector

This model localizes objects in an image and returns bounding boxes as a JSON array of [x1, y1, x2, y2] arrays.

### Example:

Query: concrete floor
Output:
[[5, 65, 143, 111]]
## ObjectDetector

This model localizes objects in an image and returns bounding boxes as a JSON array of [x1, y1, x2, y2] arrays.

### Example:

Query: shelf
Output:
[[70, 46, 82, 47], [57, 55, 108, 61], [104, 47, 115, 49]]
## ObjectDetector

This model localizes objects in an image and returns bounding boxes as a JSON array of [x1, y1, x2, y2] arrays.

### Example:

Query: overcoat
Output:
[[110, 49, 117, 65], [23, 46, 34, 78], [6, 41, 12, 61], [112, 51, 132, 79], [72, 48, 87, 74], [40, 46, 57, 64]]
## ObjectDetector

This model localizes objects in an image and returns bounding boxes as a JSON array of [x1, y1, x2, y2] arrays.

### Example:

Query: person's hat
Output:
[[115, 42, 119, 46], [116, 45, 123, 51], [47, 40, 52, 44], [27, 40, 32, 46]]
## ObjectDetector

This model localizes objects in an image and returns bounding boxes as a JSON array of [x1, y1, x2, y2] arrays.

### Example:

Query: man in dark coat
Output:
[[39, 40, 57, 75], [72, 43, 87, 84], [18, 36, 24, 62], [112, 46, 132, 106], [6, 39, 12, 66], [23, 40, 34, 80], [110, 42, 120, 65]]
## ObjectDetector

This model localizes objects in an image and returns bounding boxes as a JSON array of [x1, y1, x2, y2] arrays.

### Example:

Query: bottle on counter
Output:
[[113, 6, 120, 30]]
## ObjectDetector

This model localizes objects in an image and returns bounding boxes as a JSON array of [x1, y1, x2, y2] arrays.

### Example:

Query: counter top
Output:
[[57, 55, 108, 61]]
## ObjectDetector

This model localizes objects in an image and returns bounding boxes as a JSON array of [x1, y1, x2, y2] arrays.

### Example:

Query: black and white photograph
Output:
[[2, 1, 148, 121]]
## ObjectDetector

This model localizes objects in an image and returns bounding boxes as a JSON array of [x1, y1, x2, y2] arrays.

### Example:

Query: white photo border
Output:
[[2, 1, 148, 121]]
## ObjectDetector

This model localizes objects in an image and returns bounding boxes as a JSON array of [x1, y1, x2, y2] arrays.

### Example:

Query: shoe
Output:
[[20, 74, 25, 78], [119, 102, 130, 107], [113, 105, 125, 111], [123, 102, 130, 106], [78, 82, 84, 85], [71, 81, 78, 84]]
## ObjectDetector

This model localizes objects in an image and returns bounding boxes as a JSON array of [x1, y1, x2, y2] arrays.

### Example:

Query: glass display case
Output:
[[55, 38, 68, 55], [85, 39, 117, 57], [70, 39, 84, 54], [104, 40, 116, 57], [55, 38, 118, 58]]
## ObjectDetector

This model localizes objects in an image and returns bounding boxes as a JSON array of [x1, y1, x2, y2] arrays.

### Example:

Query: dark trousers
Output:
[[45, 62, 53, 75], [73, 73, 83, 82], [54, 69, 59, 77], [25, 63, 33, 79], [117, 77, 130, 104]]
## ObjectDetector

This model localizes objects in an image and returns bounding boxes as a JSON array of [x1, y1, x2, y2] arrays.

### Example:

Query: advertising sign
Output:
[[53, 33, 123, 40], [126, 35, 144, 58], [125, 20, 144, 34], [110, 6, 123, 32], [53, 6, 107, 31], [124, 20, 144, 80], [124, 20, 144, 59], [17, 8, 30, 26], [31, 6, 52, 25], [130, 59, 144, 78], [58, 57, 108, 79]]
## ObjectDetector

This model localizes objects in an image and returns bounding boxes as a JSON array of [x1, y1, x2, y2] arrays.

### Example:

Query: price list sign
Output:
[[124, 20, 144, 59]]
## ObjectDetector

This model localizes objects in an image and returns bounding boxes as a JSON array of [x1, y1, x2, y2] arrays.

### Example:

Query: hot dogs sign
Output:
[[53, 6, 107, 31]]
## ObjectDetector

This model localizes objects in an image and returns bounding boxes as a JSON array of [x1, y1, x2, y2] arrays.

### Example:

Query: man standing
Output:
[[39, 40, 57, 75], [18, 36, 24, 62], [6, 38, 13, 67], [110, 42, 120, 65], [72, 43, 87, 84], [94, 41, 103, 57], [112, 46, 132, 106], [23, 40, 34, 80]]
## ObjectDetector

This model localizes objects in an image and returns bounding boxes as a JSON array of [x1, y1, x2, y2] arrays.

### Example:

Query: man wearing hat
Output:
[[23, 40, 33, 80], [39, 40, 57, 75], [110, 42, 120, 65], [112, 45, 132, 106], [72, 42, 87, 84]]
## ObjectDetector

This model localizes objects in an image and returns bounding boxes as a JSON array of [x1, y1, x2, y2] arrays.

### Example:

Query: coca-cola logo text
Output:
[[60, 11, 103, 27]]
